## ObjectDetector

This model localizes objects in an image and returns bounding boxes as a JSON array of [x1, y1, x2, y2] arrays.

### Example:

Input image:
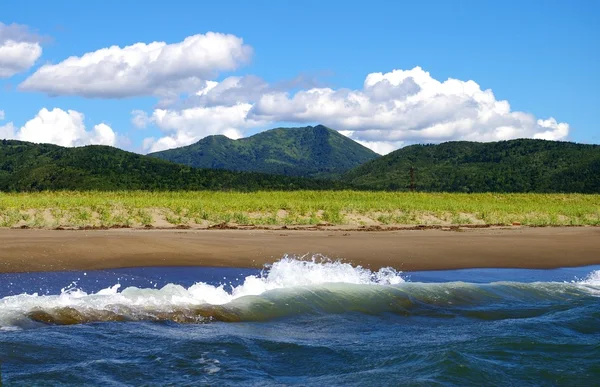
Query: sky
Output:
[[0, 0, 598, 155]]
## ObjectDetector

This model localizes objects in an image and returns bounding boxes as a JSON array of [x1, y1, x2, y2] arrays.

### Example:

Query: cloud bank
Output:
[[136, 67, 569, 154], [0, 108, 116, 147], [0, 22, 43, 78], [9, 26, 568, 154], [19, 32, 253, 98], [250, 67, 569, 144]]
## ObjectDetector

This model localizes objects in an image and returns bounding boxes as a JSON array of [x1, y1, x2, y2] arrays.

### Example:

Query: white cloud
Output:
[[88, 123, 117, 146], [142, 103, 265, 152], [131, 109, 150, 129], [133, 75, 268, 152], [248, 67, 569, 153], [133, 67, 570, 155], [354, 140, 400, 155], [0, 110, 15, 139], [19, 32, 253, 98], [533, 118, 569, 141], [339, 131, 404, 155], [0, 122, 15, 139], [0, 23, 43, 78], [0, 108, 117, 147], [191, 75, 269, 106]]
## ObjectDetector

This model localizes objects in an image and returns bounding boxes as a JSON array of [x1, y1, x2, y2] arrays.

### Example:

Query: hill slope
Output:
[[148, 125, 379, 178], [0, 140, 341, 191], [342, 139, 600, 193]]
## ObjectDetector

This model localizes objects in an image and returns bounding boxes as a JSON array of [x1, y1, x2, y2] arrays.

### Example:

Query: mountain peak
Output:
[[149, 125, 378, 178]]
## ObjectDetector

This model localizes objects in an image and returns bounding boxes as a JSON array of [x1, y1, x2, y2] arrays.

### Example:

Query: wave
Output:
[[1, 257, 599, 329]]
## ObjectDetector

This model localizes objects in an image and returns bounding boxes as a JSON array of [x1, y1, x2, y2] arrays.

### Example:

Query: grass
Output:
[[0, 191, 598, 229]]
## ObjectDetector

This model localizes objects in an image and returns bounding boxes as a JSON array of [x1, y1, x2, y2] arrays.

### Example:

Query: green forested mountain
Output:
[[148, 125, 379, 178], [342, 139, 600, 193], [2, 137, 598, 193], [0, 140, 342, 191]]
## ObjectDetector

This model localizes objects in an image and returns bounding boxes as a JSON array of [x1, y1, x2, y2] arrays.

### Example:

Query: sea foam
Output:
[[1, 258, 599, 329], [0, 257, 403, 328]]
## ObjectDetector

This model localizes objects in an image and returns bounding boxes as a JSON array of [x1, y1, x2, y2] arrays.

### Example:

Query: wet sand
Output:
[[0, 227, 599, 273]]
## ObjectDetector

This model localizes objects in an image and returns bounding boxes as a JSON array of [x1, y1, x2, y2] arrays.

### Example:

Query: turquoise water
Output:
[[1, 258, 599, 385]]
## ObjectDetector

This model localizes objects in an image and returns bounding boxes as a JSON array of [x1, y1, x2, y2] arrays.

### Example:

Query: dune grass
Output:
[[0, 191, 598, 229]]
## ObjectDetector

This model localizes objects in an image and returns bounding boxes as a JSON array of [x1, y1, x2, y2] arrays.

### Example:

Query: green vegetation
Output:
[[148, 125, 379, 178], [1, 191, 598, 228], [2, 136, 599, 194], [343, 139, 600, 193], [0, 140, 342, 191]]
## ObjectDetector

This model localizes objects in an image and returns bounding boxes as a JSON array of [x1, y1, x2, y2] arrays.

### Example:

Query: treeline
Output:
[[342, 139, 600, 193], [0, 140, 344, 191], [1, 138, 599, 193]]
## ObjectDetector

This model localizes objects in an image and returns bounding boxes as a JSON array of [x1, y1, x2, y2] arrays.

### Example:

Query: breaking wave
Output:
[[1, 258, 598, 329]]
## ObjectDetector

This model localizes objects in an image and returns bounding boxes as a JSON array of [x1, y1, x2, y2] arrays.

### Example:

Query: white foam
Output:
[[3, 259, 598, 329], [0, 256, 404, 328], [575, 270, 600, 296], [579, 270, 600, 286]]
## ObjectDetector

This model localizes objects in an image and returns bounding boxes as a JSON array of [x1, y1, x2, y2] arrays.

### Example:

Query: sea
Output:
[[0, 257, 599, 386]]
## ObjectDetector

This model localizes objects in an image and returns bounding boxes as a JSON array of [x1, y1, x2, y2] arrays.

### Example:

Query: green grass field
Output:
[[0, 191, 599, 229]]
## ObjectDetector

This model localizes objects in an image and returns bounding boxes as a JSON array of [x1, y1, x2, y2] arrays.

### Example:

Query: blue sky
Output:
[[0, 0, 598, 154]]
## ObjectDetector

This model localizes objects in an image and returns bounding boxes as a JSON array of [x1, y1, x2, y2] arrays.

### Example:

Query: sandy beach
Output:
[[0, 227, 599, 273]]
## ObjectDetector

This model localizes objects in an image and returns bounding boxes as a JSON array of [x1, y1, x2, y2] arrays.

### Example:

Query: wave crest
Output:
[[1, 258, 598, 329]]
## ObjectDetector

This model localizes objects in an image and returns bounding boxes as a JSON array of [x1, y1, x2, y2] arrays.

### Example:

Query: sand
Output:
[[0, 227, 599, 273]]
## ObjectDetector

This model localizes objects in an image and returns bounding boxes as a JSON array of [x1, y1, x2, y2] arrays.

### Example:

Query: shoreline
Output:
[[1, 227, 599, 273], [4, 223, 532, 232]]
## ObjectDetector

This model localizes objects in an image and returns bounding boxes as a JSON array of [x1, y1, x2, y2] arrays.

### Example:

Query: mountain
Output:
[[342, 139, 600, 193], [148, 125, 379, 178], [0, 140, 342, 191], [4, 137, 598, 193]]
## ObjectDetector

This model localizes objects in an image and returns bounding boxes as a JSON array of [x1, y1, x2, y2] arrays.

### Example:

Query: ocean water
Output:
[[1, 257, 599, 386]]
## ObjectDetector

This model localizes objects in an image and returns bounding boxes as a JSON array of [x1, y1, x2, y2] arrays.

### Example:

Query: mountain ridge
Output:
[[2, 136, 599, 193], [342, 138, 600, 193], [148, 125, 379, 178], [0, 139, 342, 191]]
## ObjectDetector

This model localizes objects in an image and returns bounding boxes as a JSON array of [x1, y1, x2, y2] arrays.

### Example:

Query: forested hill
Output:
[[342, 139, 600, 193], [148, 125, 379, 178], [2, 138, 598, 193], [0, 140, 342, 191]]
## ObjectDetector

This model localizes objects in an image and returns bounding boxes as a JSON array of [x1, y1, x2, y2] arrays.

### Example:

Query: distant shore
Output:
[[1, 227, 599, 273]]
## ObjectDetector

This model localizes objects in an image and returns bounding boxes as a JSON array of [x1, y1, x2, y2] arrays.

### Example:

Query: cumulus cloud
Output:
[[0, 122, 15, 139], [19, 32, 253, 98], [141, 103, 265, 152], [0, 110, 13, 138], [134, 67, 569, 154], [249, 67, 570, 151], [131, 109, 150, 129], [533, 118, 569, 141], [339, 130, 405, 155], [0, 22, 43, 78], [0, 108, 117, 147], [134, 75, 268, 152], [192, 75, 269, 107]]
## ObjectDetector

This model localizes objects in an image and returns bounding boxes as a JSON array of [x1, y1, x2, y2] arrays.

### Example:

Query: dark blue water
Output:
[[1, 259, 599, 385]]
